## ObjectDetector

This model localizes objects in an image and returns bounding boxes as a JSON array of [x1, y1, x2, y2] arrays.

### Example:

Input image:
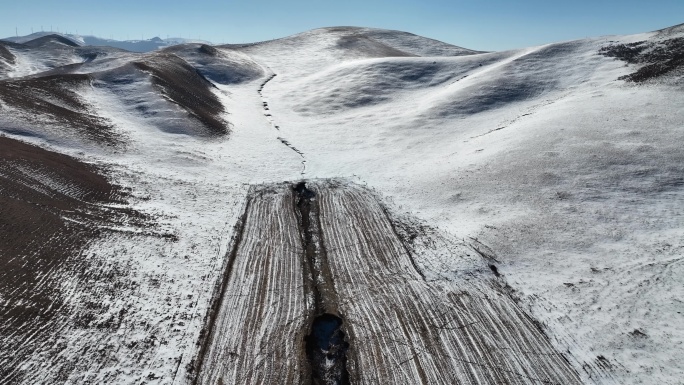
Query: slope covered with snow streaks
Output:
[[194, 181, 583, 384]]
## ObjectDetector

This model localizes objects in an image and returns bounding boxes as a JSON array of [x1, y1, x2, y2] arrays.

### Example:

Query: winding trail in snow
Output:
[[257, 71, 307, 175]]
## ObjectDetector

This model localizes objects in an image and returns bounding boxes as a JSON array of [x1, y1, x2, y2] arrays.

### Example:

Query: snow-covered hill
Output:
[[0, 25, 682, 385]]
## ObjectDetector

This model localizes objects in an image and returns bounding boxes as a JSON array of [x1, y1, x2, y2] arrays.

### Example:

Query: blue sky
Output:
[[2, 0, 682, 50]]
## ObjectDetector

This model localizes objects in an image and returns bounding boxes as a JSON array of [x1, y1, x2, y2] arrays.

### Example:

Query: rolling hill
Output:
[[0, 25, 683, 385]]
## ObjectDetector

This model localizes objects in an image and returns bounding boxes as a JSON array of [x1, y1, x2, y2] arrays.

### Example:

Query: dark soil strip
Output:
[[293, 182, 350, 385], [294, 182, 322, 309], [378, 204, 426, 280]]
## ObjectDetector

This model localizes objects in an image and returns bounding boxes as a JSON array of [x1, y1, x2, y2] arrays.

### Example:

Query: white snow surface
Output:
[[1, 26, 683, 384]]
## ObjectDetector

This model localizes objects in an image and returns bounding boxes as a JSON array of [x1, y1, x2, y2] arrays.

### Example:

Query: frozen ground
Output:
[[0, 24, 683, 384]]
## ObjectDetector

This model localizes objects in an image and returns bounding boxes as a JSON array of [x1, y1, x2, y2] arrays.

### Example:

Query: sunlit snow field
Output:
[[0, 24, 682, 384]]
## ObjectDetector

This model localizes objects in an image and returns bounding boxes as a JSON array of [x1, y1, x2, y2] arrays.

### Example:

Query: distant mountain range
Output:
[[1, 31, 209, 52]]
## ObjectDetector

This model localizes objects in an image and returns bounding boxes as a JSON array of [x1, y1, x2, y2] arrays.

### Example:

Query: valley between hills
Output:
[[1, 24, 683, 384]]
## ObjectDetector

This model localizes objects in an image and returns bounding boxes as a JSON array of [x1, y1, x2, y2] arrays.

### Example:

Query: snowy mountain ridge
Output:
[[2, 31, 210, 52], [0, 24, 683, 385]]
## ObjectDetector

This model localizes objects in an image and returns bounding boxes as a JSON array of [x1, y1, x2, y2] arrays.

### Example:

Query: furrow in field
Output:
[[195, 180, 583, 384], [195, 185, 312, 385]]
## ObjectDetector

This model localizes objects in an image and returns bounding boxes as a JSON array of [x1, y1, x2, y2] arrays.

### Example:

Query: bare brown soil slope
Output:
[[134, 53, 228, 136], [0, 74, 121, 146], [1, 43, 229, 141], [0, 135, 139, 383]]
